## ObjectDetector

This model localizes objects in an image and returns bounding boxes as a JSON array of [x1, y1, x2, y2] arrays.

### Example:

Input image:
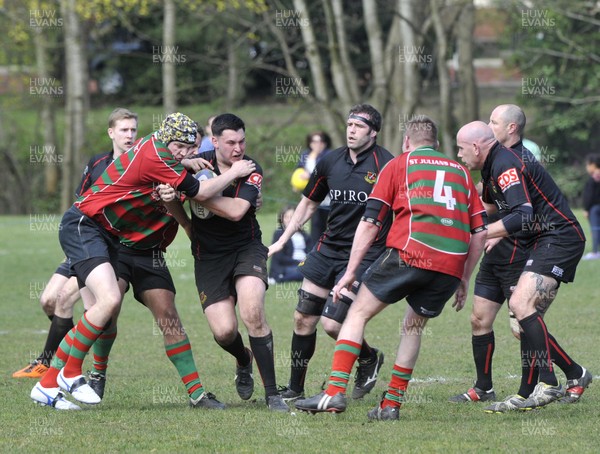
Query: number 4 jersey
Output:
[[369, 146, 486, 279]]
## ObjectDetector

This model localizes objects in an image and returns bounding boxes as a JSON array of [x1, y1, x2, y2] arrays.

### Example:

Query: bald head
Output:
[[456, 121, 497, 171], [457, 121, 495, 144], [489, 104, 526, 146]]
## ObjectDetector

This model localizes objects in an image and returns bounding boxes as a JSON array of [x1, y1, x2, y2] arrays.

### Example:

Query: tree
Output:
[[505, 0, 600, 160], [263, 0, 419, 150], [456, 0, 478, 123], [262, 0, 477, 154], [60, 0, 88, 212], [162, 0, 176, 113]]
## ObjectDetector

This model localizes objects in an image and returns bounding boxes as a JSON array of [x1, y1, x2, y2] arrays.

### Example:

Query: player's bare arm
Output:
[[181, 157, 214, 173], [200, 196, 251, 222], [268, 196, 319, 257], [163, 198, 192, 239], [453, 228, 487, 311], [192, 159, 255, 202], [332, 219, 379, 302]]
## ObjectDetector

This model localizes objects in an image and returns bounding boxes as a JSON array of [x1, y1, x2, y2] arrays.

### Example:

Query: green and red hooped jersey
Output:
[[75, 133, 187, 250], [369, 146, 486, 279]]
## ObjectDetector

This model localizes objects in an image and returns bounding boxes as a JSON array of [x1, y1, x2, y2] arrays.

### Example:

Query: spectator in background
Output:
[[582, 154, 600, 260], [269, 205, 312, 284], [295, 131, 332, 244], [198, 115, 216, 152], [522, 138, 541, 162]]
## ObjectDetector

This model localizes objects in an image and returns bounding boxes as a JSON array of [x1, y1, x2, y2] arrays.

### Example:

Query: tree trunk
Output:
[[384, 0, 422, 153], [0, 111, 29, 213], [292, 0, 342, 145], [60, 0, 88, 212], [163, 0, 176, 114], [331, 0, 360, 101], [262, 7, 342, 146], [457, 0, 478, 123], [323, 0, 353, 112], [362, 0, 387, 111], [33, 22, 58, 196], [226, 40, 239, 109], [399, 0, 421, 116], [431, 0, 454, 156]]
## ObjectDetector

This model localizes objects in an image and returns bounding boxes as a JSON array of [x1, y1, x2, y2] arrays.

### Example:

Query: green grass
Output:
[[1, 211, 599, 453]]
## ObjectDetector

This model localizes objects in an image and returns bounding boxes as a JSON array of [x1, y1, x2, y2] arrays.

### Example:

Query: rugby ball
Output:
[[291, 167, 309, 192], [190, 169, 218, 219]]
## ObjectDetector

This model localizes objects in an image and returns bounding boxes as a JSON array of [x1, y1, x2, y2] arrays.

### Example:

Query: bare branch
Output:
[[564, 9, 600, 27], [537, 95, 600, 105], [555, 29, 600, 63]]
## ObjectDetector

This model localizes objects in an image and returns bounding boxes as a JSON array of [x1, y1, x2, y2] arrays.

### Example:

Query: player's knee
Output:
[[94, 292, 122, 318], [213, 327, 238, 346], [39, 292, 56, 316], [321, 317, 341, 339], [154, 304, 179, 324], [240, 310, 267, 333], [55, 292, 79, 317], [293, 310, 318, 334], [470, 311, 493, 333], [321, 293, 352, 337], [507, 299, 527, 320]]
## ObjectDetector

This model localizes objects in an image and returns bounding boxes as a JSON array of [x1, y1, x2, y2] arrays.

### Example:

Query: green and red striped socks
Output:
[[325, 339, 361, 396], [381, 365, 413, 408], [165, 336, 204, 400], [62, 313, 103, 378], [92, 322, 118, 376], [40, 326, 76, 387]]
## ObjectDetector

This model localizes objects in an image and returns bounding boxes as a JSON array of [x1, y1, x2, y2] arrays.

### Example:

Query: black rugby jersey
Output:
[[302, 143, 393, 260], [481, 141, 531, 265], [481, 212, 526, 265], [75, 151, 114, 197], [191, 149, 263, 257], [481, 141, 585, 246]]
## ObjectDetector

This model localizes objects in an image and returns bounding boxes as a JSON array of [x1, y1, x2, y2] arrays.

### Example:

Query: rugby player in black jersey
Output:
[[165, 113, 289, 412], [457, 118, 591, 411], [269, 104, 393, 401]]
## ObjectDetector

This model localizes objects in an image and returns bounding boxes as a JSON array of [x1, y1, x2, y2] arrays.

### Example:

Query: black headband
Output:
[[348, 114, 379, 132]]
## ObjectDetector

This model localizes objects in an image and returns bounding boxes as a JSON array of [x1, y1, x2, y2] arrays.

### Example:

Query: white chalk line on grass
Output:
[[411, 374, 600, 383], [0, 329, 48, 335]]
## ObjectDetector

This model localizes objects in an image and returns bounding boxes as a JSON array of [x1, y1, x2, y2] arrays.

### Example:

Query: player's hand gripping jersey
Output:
[[481, 142, 584, 246], [190, 149, 264, 257], [76, 133, 200, 250]]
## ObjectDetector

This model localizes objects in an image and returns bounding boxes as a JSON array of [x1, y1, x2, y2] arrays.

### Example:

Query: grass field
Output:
[[1, 211, 599, 453]]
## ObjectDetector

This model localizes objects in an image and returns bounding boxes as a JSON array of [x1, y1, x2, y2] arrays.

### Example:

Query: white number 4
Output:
[[433, 170, 456, 210]]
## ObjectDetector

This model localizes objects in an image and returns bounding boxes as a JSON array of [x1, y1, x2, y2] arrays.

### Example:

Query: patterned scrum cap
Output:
[[156, 112, 197, 145]]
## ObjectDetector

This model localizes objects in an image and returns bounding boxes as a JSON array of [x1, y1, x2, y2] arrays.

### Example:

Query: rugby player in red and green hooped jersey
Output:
[[32, 112, 255, 409], [31, 115, 231, 411], [295, 116, 487, 420], [269, 104, 393, 403], [15, 108, 138, 383]]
